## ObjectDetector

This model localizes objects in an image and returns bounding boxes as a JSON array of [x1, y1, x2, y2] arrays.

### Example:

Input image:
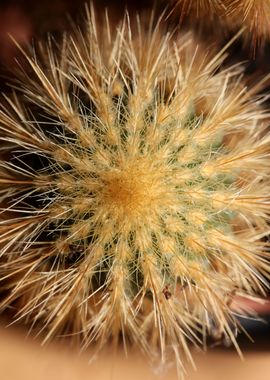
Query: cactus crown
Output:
[[0, 6, 269, 375]]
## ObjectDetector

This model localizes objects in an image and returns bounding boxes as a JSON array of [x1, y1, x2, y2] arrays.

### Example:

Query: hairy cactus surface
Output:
[[0, 6, 269, 375]]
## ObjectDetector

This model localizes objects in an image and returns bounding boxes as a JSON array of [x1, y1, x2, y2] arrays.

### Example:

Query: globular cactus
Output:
[[173, 0, 270, 49], [0, 6, 269, 376]]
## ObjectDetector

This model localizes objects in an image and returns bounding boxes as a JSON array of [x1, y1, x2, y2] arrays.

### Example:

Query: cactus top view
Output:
[[0, 5, 269, 377]]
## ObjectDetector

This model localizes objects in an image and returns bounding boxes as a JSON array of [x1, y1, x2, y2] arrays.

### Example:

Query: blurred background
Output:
[[0, 320, 270, 380], [0, 1, 269, 379]]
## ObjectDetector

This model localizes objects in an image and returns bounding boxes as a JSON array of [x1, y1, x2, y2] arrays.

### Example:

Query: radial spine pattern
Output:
[[0, 7, 270, 374]]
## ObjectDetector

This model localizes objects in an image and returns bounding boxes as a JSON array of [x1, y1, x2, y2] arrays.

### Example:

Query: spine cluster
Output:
[[173, 0, 270, 48], [0, 7, 269, 376]]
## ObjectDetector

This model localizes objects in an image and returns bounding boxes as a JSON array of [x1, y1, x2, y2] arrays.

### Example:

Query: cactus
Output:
[[173, 0, 270, 48], [0, 6, 269, 376]]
